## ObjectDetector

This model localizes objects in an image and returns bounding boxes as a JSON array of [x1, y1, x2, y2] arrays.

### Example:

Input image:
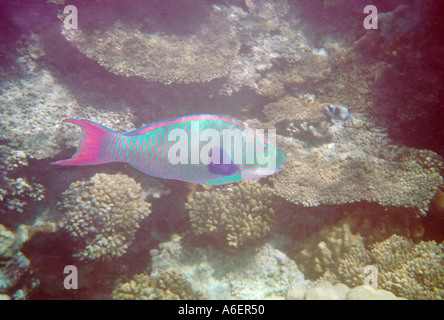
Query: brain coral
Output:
[[185, 181, 276, 248], [64, 17, 240, 84], [60, 173, 151, 261], [112, 270, 202, 300]]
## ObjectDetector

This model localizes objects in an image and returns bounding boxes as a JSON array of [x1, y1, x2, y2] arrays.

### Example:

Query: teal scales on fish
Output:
[[52, 114, 287, 185]]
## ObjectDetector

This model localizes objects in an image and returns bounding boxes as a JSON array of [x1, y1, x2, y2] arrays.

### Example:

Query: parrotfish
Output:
[[52, 114, 287, 185], [325, 104, 354, 123]]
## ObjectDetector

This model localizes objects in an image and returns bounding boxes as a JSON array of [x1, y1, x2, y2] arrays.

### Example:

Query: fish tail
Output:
[[51, 119, 117, 166]]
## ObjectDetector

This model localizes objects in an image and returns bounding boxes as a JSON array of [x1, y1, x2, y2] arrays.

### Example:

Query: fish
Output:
[[52, 114, 287, 185], [325, 104, 355, 123]]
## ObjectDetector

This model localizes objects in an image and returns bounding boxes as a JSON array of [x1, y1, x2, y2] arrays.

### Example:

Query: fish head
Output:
[[240, 143, 287, 181], [325, 104, 350, 120], [325, 104, 335, 117]]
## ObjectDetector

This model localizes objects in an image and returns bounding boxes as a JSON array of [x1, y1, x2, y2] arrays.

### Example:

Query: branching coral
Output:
[[112, 270, 201, 300], [64, 17, 240, 84], [185, 181, 276, 248], [292, 216, 443, 299], [369, 235, 444, 300], [60, 173, 151, 261], [0, 224, 37, 300], [0, 145, 45, 214], [337, 235, 444, 300]]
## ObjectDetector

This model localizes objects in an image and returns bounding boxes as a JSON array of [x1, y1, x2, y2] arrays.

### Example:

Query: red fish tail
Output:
[[51, 119, 117, 166]]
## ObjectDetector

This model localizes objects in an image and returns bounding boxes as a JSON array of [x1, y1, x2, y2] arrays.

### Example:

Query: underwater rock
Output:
[[60, 173, 151, 261], [150, 236, 306, 300], [305, 281, 350, 300], [294, 280, 404, 300], [346, 285, 404, 300], [185, 181, 277, 248]]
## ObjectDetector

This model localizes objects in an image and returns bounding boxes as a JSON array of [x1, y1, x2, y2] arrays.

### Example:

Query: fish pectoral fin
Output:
[[208, 162, 239, 176], [207, 146, 239, 176]]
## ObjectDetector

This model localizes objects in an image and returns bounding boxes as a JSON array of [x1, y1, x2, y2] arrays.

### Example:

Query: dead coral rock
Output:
[[60, 173, 151, 261]]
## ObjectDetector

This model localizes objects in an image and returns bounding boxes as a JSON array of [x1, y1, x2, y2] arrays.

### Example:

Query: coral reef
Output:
[[150, 235, 305, 299], [64, 17, 240, 84], [346, 206, 426, 245], [0, 33, 136, 160], [292, 218, 443, 299], [185, 181, 277, 248], [293, 219, 366, 280], [263, 95, 333, 146], [0, 67, 136, 160], [0, 224, 38, 300], [270, 115, 443, 214], [353, 2, 444, 154], [0, 145, 45, 215], [365, 235, 444, 300], [60, 173, 151, 261], [112, 270, 202, 300], [218, 0, 331, 97]]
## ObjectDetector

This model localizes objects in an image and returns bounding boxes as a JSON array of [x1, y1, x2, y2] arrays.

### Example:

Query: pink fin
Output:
[[51, 119, 117, 166]]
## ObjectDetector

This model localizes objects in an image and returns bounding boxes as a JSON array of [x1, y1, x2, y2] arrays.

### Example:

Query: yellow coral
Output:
[[369, 235, 444, 300], [185, 181, 276, 248], [60, 173, 151, 261], [112, 270, 201, 300]]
